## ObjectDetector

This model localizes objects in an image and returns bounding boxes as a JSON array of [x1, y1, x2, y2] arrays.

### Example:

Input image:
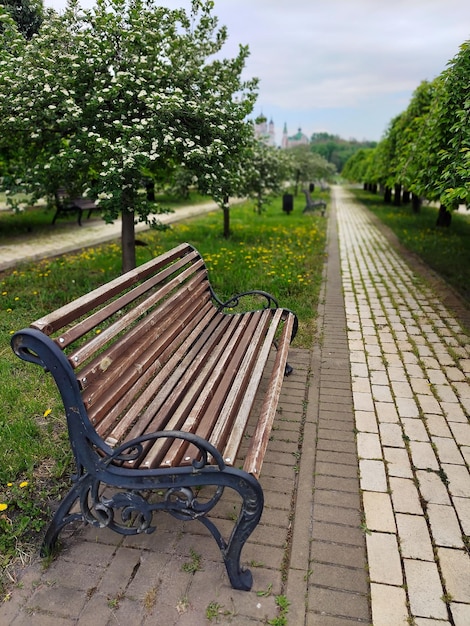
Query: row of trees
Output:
[[342, 40, 470, 226], [0, 0, 335, 271], [310, 133, 376, 173]]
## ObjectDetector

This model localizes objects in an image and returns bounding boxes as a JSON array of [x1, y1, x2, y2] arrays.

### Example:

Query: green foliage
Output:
[[342, 148, 376, 183], [310, 132, 377, 173], [288, 145, 336, 187], [0, 0, 258, 269], [241, 143, 293, 214], [344, 40, 470, 212], [0, 0, 42, 39]]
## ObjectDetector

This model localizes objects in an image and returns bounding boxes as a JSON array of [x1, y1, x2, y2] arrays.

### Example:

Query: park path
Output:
[[0, 201, 222, 271]]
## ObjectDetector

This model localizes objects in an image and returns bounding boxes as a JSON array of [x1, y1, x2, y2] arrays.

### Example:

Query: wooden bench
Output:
[[302, 188, 327, 216], [53, 188, 100, 226], [11, 243, 298, 591]]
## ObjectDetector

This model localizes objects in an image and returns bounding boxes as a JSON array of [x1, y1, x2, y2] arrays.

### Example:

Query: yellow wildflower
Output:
[[43, 408, 52, 417], [19, 481, 28, 488], [0, 503, 8, 512]]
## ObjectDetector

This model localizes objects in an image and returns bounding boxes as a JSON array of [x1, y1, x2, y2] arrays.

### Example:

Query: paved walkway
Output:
[[1, 186, 470, 625], [0, 201, 224, 272]]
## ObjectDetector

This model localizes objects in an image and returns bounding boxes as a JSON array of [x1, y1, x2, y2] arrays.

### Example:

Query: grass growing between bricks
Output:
[[0, 195, 327, 596]]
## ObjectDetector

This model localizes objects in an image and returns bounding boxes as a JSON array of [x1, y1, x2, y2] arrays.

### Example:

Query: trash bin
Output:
[[282, 193, 294, 214]]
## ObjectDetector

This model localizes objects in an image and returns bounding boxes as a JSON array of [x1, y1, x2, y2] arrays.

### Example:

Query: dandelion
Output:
[[19, 481, 29, 489], [0, 503, 8, 512], [44, 408, 52, 417]]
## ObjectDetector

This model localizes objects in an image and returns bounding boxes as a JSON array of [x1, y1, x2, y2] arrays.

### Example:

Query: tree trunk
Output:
[[223, 195, 230, 239], [121, 207, 136, 273], [402, 190, 410, 204], [394, 183, 402, 206], [412, 194, 421, 213], [436, 204, 452, 227], [384, 186, 392, 203]]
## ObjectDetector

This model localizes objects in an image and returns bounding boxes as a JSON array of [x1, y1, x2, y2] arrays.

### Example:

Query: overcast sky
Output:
[[44, 0, 470, 143]]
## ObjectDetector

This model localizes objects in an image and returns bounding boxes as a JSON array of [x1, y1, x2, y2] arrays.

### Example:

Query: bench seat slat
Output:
[[117, 312, 236, 459], [90, 297, 214, 432], [142, 312, 263, 469], [164, 309, 281, 468], [241, 312, 296, 477]]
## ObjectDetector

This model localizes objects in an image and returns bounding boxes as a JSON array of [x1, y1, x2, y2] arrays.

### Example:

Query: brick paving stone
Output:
[[391, 380, 414, 398], [448, 421, 470, 445], [370, 583, 408, 626], [404, 559, 447, 620], [362, 491, 396, 533], [432, 436, 466, 464], [442, 463, 470, 497], [375, 401, 399, 422], [417, 394, 444, 414], [427, 503, 465, 548], [390, 477, 423, 514], [354, 410, 379, 432], [395, 513, 434, 560], [416, 469, 451, 505], [409, 440, 440, 470], [396, 396, 420, 417], [383, 447, 413, 478], [356, 432, 382, 458], [366, 532, 402, 585], [379, 422, 405, 447], [402, 417, 429, 441], [435, 384, 459, 404], [359, 459, 388, 492], [352, 391, 375, 412], [450, 602, 470, 626], [437, 547, 470, 603], [426, 414, 453, 438], [452, 496, 470, 534]]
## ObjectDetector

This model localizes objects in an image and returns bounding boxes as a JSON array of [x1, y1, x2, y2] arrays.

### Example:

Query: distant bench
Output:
[[302, 189, 327, 216], [53, 188, 101, 226], [11, 243, 298, 591]]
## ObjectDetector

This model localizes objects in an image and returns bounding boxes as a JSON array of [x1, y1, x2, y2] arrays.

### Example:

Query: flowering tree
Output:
[[242, 143, 293, 215], [0, 0, 43, 38], [0, 0, 257, 271]]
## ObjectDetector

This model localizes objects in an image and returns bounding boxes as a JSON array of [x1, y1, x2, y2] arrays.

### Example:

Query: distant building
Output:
[[281, 124, 309, 149], [253, 114, 276, 147]]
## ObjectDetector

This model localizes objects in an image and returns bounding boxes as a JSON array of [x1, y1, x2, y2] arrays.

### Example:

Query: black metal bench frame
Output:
[[302, 188, 327, 216], [53, 188, 100, 226], [11, 243, 297, 591]]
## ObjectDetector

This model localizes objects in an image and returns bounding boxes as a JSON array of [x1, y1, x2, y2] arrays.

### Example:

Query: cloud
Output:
[[43, 0, 470, 140]]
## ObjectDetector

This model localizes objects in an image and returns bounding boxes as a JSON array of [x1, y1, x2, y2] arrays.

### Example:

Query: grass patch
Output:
[[349, 187, 470, 304], [0, 194, 326, 594]]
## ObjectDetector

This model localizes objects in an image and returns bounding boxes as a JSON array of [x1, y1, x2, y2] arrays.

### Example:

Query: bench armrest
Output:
[[211, 288, 280, 311]]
